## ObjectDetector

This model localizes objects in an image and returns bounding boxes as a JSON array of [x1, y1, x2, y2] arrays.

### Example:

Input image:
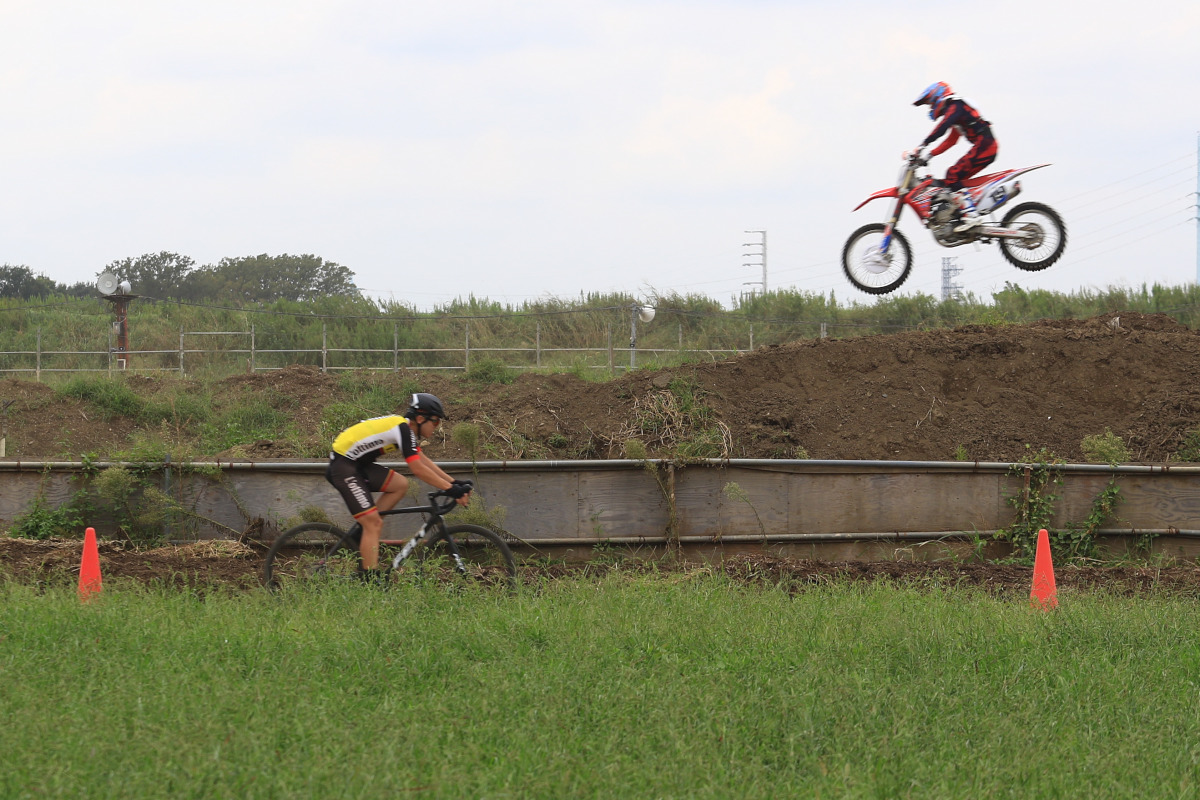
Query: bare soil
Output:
[[6, 311, 1200, 590], [5, 537, 1200, 597], [4, 311, 1199, 463]]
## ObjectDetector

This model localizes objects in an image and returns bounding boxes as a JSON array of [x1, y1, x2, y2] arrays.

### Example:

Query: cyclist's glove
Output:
[[444, 480, 472, 499]]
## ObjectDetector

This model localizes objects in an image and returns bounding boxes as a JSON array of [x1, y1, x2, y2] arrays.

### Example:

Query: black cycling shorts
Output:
[[325, 454, 400, 518]]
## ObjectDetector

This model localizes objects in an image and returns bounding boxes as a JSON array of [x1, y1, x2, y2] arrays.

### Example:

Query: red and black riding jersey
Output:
[[923, 98, 993, 154]]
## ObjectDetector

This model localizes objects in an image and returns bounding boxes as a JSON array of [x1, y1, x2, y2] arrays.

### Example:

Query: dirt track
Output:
[[5, 311, 1200, 588], [5, 537, 1200, 595]]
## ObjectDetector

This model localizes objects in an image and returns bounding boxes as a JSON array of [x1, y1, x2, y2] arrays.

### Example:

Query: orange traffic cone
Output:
[[1030, 528, 1057, 610], [79, 527, 102, 602]]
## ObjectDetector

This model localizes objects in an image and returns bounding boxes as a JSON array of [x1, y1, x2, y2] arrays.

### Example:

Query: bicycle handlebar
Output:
[[427, 479, 474, 515]]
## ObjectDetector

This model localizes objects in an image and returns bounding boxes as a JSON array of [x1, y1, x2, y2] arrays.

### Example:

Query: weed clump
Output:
[[1081, 428, 1130, 465], [451, 422, 481, 462], [465, 358, 516, 385], [1172, 429, 1200, 462]]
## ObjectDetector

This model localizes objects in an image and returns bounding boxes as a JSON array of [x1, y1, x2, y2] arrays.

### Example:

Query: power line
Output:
[[1060, 174, 1197, 215], [1057, 152, 1198, 204]]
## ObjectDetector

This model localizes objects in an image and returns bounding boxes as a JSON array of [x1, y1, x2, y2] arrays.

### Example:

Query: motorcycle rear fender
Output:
[[852, 187, 899, 211], [965, 163, 1050, 189]]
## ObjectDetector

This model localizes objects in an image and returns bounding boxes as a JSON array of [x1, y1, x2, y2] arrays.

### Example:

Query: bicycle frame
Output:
[[348, 494, 464, 572]]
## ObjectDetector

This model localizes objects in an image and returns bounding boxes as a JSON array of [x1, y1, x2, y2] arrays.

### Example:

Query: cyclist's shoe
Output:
[[354, 566, 392, 586]]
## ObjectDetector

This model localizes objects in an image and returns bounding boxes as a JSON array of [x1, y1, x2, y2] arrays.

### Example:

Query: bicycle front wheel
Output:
[[418, 524, 517, 590], [262, 522, 360, 590]]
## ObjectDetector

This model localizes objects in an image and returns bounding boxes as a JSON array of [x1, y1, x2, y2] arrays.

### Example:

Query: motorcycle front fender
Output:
[[852, 188, 899, 212]]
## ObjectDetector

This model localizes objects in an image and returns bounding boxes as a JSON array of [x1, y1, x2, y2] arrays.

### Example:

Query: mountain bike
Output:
[[262, 486, 517, 591]]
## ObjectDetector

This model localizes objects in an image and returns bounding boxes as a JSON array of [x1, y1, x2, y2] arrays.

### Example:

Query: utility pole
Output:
[[941, 256, 964, 302], [96, 273, 135, 370], [742, 230, 767, 298]]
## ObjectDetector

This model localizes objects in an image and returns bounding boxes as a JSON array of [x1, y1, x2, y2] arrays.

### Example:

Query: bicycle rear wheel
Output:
[[417, 524, 517, 591], [262, 522, 360, 590]]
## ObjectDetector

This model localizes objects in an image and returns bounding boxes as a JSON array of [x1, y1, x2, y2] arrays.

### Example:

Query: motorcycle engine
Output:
[[928, 198, 959, 242], [930, 198, 955, 225]]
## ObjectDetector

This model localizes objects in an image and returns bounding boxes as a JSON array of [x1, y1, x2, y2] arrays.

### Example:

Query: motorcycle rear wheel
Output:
[[998, 202, 1067, 271], [842, 224, 913, 295]]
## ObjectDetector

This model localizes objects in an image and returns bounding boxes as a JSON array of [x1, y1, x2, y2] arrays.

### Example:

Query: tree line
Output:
[[0, 252, 357, 303]]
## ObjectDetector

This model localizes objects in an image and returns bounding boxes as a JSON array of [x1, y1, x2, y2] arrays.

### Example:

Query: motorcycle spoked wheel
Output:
[[841, 224, 913, 295], [998, 202, 1067, 272]]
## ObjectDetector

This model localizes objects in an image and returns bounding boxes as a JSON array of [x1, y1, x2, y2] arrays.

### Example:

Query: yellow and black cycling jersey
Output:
[[330, 415, 420, 463]]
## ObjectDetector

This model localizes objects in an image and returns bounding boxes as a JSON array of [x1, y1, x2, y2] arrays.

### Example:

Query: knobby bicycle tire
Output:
[[417, 523, 518, 590], [262, 522, 359, 590]]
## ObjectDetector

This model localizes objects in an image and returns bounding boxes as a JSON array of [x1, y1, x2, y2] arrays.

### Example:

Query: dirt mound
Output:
[[4, 312, 1200, 464], [457, 311, 1200, 463]]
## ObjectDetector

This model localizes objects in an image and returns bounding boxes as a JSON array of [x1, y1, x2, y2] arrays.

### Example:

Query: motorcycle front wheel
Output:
[[841, 224, 913, 295], [998, 202, 1067, 271]]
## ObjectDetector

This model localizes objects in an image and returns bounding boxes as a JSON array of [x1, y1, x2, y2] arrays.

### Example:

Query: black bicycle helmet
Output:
[[406, 392, 446, 420]]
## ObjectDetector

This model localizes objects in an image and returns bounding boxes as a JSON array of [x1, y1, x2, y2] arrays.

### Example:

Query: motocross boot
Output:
[[953, 190, 983, 233]]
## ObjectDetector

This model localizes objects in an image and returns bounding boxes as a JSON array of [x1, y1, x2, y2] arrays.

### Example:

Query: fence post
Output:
[[35, 328, 41, 382], [322, 324, 327, 373], [820, 322, 827, 339], [251, 325, 256, 373], [536, 322, 541, 368], [107, 328, 113, 376], [678, 323, 682, 353], [749, 323, 754, 352], [607, 324, 613, 376], [179, 329, 185, 375], [393, 323, 398, 372], [464, 323, 470, 371], [163, 453, 173, 543]]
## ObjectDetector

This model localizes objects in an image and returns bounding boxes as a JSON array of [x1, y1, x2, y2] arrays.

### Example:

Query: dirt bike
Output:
[[841, 150, 1068, 295]]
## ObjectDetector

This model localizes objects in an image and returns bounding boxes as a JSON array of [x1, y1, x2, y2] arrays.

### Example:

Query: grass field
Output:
[[2, 573, 1199, 798]]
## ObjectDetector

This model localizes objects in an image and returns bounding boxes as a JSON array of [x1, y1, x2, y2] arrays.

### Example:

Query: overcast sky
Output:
[[2, 1, 1198, 309]]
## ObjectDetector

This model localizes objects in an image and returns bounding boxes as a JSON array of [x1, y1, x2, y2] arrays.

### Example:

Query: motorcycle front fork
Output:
[[879, 196, 906, 254]]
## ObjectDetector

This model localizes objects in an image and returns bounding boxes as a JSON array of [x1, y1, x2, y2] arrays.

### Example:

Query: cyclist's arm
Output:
[[409, 453, 457, 491]]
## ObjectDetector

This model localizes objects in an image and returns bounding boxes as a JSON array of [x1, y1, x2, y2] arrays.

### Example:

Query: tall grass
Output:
[[2, 575, 1199, 798], [3, 282, 1200, 379]]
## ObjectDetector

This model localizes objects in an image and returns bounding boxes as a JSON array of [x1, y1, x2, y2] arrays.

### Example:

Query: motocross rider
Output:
[[911, 82, 997, 233]]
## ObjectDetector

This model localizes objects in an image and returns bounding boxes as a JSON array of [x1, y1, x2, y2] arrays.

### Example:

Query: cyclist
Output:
[[325, 392, 471, 578], [911, 81, 997, 232]]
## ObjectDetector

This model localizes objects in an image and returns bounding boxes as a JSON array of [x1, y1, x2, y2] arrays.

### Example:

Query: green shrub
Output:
[[465, 358, 516, 385], [57, 377, 145, 418], [451, 423, 481, 461], [1174, 429, 1200, 462], [201, 400, 291, 452], [9, 495, 88, 540], [1081, 428, 1130, 465]]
